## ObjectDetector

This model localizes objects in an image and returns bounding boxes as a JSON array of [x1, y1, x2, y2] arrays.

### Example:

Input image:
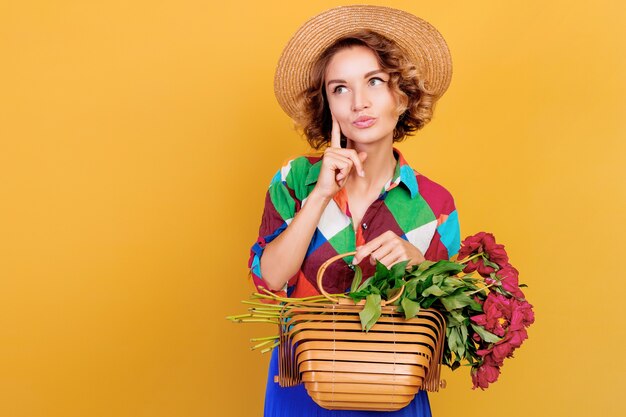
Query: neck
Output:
[[345, 137, 397, 190]]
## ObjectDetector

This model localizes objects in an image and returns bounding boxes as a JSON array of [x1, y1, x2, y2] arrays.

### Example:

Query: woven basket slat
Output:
[[299, 360, 427, 376], [302, 371, 423, 386], [294, 339, 438, 355], [306, 381, 418, 395], [310, 391, 415, 403], [312, 400, 412, 411], [296, 349, 431, 366]]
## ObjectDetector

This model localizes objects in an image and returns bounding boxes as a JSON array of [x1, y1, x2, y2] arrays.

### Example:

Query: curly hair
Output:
[[295, 30, 437, 150]]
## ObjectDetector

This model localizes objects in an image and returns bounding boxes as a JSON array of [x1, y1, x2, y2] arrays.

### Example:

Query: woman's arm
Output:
[[259, 118, 367, 291], [259, 189, 331, 290]]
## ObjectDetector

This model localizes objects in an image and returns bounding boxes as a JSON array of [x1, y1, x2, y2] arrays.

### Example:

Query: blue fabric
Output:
[[264, 348, 432, 417]]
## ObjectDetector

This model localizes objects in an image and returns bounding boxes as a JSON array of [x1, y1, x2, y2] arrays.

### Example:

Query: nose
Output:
[[351, 87, 371, 112]]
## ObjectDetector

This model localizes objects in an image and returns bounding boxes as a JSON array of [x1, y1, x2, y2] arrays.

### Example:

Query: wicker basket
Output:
[[274, 252, 447, 412]]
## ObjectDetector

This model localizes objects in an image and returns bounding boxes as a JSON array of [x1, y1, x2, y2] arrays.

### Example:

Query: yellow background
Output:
[[1, 0, 625, 416]]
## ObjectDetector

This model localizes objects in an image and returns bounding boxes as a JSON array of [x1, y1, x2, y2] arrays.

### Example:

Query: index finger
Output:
[[330, 116, 341, 148], [352, 234, 388, 265]]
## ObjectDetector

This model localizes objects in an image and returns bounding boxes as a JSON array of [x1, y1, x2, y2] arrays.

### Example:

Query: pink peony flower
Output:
[[471, 292, 513, 337], [458, 232, 490, 259], [458, 232, 509, 277], [519, 300, 535, 327], [472, 355, 501, 389], [462, 258, 498, 276], [472, 296, 535, 381], [495, 265, 525, 298]]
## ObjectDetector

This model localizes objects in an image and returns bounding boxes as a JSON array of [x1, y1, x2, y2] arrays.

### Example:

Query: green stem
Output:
[[232, 318, 280, 324], [250, 335, 279, 342], [457, 252, 484, 264], [241, 300, 284, 308], [251, 339, 278, 350], [260, 341, 280, 354], [252, 290, 341, 304], [226, 314, 253, 320], [469, 281, 496, 295]]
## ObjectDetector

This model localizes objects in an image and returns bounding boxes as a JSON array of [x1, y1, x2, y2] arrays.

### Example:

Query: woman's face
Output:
[[324, 45, 400, 146]]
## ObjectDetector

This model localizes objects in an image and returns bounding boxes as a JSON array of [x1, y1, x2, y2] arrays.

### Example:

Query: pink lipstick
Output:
[[353, 116, 376, 128]]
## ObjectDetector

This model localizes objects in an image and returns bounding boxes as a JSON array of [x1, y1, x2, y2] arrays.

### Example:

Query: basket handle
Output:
[[317, 251, 405, 305]]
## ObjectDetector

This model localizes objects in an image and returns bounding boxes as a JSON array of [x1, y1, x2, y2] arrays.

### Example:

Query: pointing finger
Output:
[[330, 116, 341, 148]]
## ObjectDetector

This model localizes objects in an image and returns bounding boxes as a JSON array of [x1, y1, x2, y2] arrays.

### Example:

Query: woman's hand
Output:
[[312, 117, 368, 200], [352, 231, 426, 268]]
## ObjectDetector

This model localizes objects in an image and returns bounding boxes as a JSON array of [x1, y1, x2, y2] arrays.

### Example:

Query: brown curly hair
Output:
[[295, 30, 437, 150]]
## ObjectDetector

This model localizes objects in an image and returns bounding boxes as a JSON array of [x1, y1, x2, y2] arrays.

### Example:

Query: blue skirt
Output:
[[264, 348, 432, 417]]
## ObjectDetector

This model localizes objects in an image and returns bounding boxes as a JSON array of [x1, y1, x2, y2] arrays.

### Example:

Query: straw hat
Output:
[[274, 5, 453, 121]]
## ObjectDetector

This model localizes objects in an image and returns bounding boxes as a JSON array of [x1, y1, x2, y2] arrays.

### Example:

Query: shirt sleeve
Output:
[[248, 167, 300, 297], [424, 198, 461, 261]]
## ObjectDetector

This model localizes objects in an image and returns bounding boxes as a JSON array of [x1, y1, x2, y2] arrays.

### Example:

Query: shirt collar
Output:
[[304, 147, 419, 199]]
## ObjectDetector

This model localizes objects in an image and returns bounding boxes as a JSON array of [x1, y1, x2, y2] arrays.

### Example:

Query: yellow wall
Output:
[[1, 1, 624, 416]]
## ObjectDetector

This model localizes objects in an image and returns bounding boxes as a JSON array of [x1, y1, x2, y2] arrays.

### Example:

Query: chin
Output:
[[347, 129, 393, 145]]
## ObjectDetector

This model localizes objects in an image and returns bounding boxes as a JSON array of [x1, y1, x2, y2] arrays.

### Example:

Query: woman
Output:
[[248, 5, 461, 416]]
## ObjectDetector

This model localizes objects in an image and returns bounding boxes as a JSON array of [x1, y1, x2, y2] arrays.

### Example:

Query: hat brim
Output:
[[274, 5, 453, 121]]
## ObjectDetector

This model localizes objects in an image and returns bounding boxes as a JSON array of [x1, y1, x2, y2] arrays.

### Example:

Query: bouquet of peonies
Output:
[[456, 233, 535, 388], [228, 232, 534, 389]]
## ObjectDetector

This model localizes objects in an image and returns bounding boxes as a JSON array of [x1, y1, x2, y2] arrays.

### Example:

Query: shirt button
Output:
[[362, 223, 368, 230], [348, 264, 355, 270]]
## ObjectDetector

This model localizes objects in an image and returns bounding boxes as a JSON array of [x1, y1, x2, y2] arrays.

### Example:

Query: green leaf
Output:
[[470, 324, 502, 343], [404, 279, 419, 299], [356, 276, 373, 292], [350, 265, 363, 293], [415, 276, 433, 296], [483, 258, 499, 269], [405, 264, 420, 277], [446, 310, 465, 326], [417, 260, 436, 271], [447, 326, 461, 353], [460, 324, 469, 344], [390, 260, 409, 280], [401, 297, 421, 319], [375, 261, 390, 279], [390, 277, 404, 289], [422, 284, 446, 297], [359, 294, 382, 332], [348, 290, 368, 302], [421, 295, 438, 308], [440, 293, 473, 311], [422, 260, 465, 276], [440, 293, 483, 312], [432, 274, 445, 285], [440, 276, 466, 289], [385, 287, 403, 304], [467, 297, 483, 311]]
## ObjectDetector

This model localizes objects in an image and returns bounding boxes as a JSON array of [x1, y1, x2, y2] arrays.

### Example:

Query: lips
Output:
[[352, 116, 376, 128]]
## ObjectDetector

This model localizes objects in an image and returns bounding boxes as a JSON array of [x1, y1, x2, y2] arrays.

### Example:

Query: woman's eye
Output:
[[333, 85, 348, 94], [369, 77, 385, 86]]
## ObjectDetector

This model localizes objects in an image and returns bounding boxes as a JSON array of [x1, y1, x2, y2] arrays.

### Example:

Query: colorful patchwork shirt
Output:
[[248, 148, 461, 298]]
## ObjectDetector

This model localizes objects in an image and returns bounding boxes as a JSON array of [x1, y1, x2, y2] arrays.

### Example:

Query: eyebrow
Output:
[[326, 69, 386, 87]]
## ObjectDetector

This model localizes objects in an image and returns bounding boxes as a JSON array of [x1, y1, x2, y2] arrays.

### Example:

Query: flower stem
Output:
[[469, 281, 496, 295], [226, 314, 254, 320], [232, 318, 280, 324], [458, 252, 484, 264], [251, 339, 278, 350], [241, 300, 284, 308], [250, 335, 279, 342], [260, 341, 280, 354], [253, 290, 344, 304]]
